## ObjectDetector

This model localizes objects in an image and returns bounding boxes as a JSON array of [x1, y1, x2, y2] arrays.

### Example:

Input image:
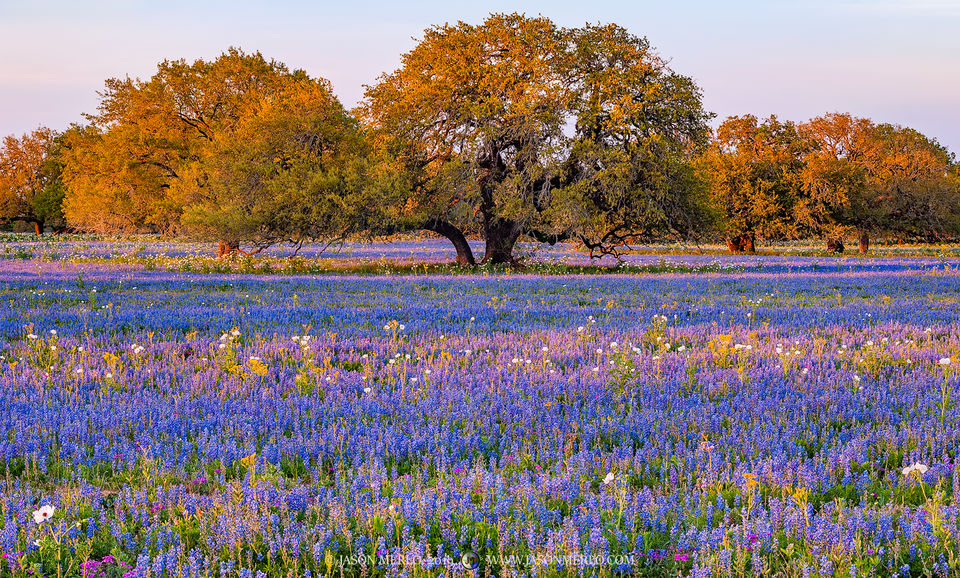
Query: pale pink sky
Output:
[[2, 0, 958, 153]]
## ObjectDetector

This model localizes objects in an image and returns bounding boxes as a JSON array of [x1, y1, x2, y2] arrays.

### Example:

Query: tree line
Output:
[[2, 14, 957, 262]]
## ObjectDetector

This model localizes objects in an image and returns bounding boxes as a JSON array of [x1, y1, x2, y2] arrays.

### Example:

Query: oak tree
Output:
[[62, 48, 364, 253], [361, 14, 711, 264], [0, 127, 64, 234], [703, 115, 811, 252]]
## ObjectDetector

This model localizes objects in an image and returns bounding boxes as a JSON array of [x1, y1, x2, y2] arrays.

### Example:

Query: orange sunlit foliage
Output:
[[0, 126, 62, 233]]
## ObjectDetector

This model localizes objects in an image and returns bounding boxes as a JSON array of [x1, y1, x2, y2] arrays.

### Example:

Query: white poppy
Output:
[[902, 463, 929, 477], [32, 505, 55, 524]]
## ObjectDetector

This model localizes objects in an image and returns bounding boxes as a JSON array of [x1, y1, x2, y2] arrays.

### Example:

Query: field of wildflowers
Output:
[[1, 239, 960, 576]]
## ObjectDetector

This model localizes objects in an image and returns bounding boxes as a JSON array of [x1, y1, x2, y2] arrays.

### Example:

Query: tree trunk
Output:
[[481, 217, 523, 265], [742, 232, 756, 254], [424, 219, 475, 266], [826, 237, 845, 254], [858, 231, 869, 253], [33, 220, 42, 236], [727, 236, 743, 253], [218, 240, 240, 258]]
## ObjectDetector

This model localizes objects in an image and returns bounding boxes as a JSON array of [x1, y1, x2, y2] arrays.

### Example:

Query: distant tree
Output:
[[0, 127, 64, 234], [360, 14, 711, 265], [62, 47, 363, 254], [795, 115, 959, 252], [796, 113, 875, 252], [862, 124, 958, 244], [703, 115, 811, 252]]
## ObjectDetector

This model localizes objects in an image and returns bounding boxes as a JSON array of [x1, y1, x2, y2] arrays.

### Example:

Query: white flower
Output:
[[939, 358, 951, 366], [32, 505, 55, 524], [27, 333, 38, 340], [49, 329, 57, 336], [902, 463, 929, 477], [363, 387, 371, 393], [603, 472, 615, 485]]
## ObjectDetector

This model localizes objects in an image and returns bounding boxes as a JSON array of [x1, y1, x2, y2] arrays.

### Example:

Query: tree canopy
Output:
[[702, 113, 959, 252], [360, 14, 712, 264], [0, 127, 64, 234], [61, 48, 365, 253]]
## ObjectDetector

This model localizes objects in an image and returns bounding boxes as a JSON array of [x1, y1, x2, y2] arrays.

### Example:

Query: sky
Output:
[[2, 0, 958, 152]]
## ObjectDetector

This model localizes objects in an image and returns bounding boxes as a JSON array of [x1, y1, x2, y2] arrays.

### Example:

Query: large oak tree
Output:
[[360, 14, 712, 264]]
